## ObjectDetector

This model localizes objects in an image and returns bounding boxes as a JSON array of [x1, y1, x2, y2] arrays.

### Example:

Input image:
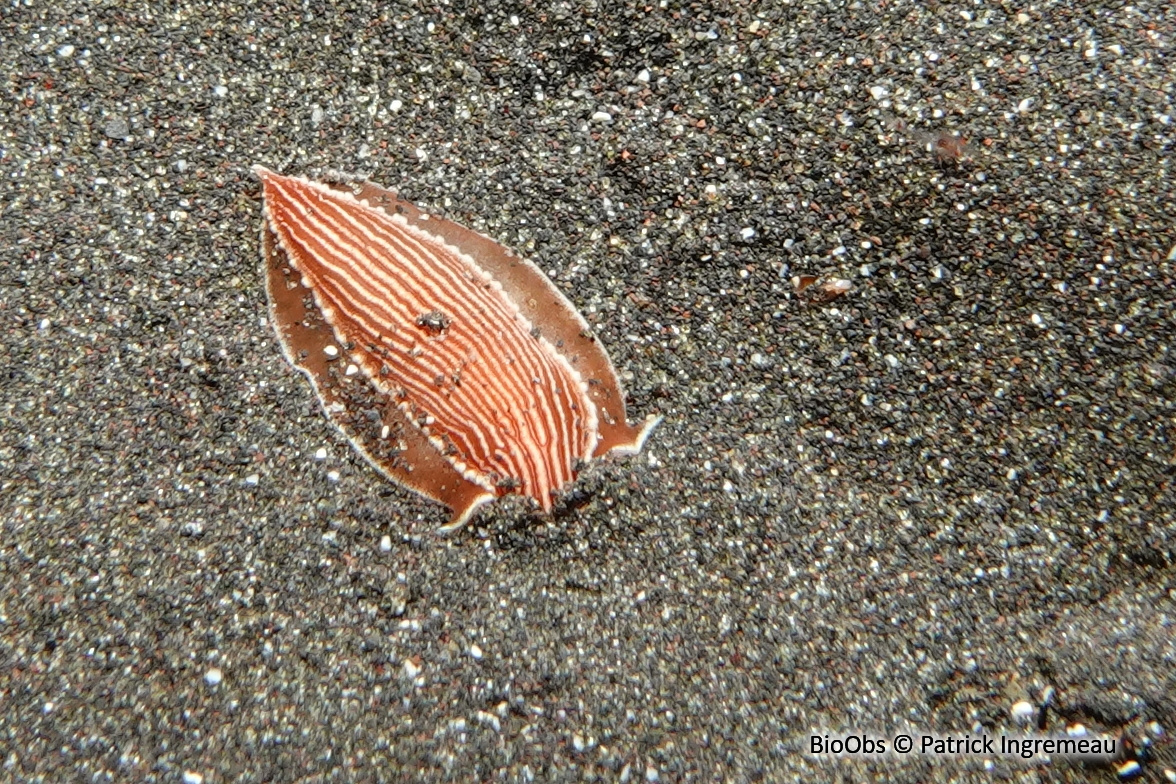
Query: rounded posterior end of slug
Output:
[[600, 414, 663, 458], [435, 492, 497, 536]]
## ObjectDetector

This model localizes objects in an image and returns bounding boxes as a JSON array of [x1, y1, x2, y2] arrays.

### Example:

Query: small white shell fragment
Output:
[[403, 658, 422, 678], [474, 710, 501, 732], [469, 644, 483, 660], [255, 167, 659, 532], [314, 447, 328, 460], [204, 667, 223, 686], [1116, 760, 1141, 779], [1010, 700, 1035, 722]]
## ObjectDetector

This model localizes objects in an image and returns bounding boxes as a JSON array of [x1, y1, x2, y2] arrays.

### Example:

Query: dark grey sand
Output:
[[2, 1, 1173, 781]]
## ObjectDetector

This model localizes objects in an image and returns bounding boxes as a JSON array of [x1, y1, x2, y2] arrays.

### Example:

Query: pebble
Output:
[[103, 117, 129, 139], [1010, 700, 1035, 722], [1117, 760, 1141, 779], [474, 711, 500, 732]]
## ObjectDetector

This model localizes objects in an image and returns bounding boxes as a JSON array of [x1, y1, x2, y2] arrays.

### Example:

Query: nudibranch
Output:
[[254, 167, 660, 532]]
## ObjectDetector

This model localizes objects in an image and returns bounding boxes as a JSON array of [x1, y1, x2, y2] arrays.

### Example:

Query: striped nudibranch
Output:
[[255, 166, 661, 532]]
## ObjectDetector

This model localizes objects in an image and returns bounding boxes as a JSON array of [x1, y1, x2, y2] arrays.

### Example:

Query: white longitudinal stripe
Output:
[[310, 189, 583, 483], [361, 209, 587, 492], [350, 204, 585, 481], [273, 203, 508, 475], [271, 200, 526, 487], [264, 176, 591, 504], [265, 212, 498, 500], [277, 186, 548, 463], [299, 186, 577, 478], [283, 175, 589, 504], [276, 198, 555, 495], [293, 178, 586, 498]]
